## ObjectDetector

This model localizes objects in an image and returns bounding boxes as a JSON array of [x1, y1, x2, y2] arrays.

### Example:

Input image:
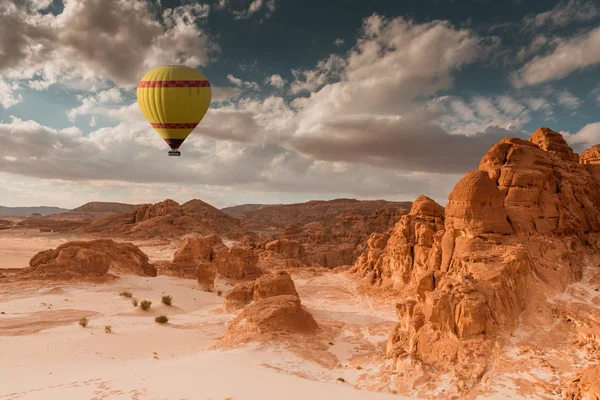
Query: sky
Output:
[[1, 0, 600, 209]]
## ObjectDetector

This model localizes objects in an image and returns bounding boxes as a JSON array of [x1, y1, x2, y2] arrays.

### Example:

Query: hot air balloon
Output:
[[136, 65, 212, 156]]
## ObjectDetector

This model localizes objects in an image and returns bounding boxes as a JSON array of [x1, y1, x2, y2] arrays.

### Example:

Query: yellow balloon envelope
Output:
[[136, 65, 212, 156]]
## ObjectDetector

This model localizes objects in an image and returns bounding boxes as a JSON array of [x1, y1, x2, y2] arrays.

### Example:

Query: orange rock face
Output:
[[162, 234, 225, 279], [27, 239, 156, 279], [561, 364, 600, 399], [220, 295, 318, 346], [580, 144, 600, 183], [223, 271, 299, 311], [353, 127, 600, 394]]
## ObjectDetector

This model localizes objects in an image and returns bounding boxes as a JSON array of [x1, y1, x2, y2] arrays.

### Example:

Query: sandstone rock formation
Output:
[[561, 364, 600, 399], [161, 234, 225, 279], [26, 239, 157, 279], [580, 144, 600, 182], [82, 199, 244, 240], [223, 271, 298, 311], [352, 127, 600, 394], [211, 246, 263, 280], [221, 295, 318, 346], [224, 199, 411, 268]]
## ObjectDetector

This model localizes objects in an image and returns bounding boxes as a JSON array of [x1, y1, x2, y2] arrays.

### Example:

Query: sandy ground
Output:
[[0, 230, 409, 400]]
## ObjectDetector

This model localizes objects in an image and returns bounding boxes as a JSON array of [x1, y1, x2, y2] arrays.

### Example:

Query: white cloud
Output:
[[0, 1, 215, 90], [523, 0, 599, 29], [211, 86, 242, 102], [562, 122, 600, 150], [0, 115, 456, 201], [227, 74, 259, 90], [0, 79, 23, 109], [556, 89, 583, 110], [89, 117, 97, 127], [266, 74, 286, 89], [67, 88, 123, 122], [290, 54, 346, 94], [511, 25, 600, 88]]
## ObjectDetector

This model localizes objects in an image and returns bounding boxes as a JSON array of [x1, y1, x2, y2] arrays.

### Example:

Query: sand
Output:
[[0, 230, 409, 400]]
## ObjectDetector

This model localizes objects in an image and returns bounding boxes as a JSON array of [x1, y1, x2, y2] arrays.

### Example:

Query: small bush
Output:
[[217, 290, 222, 297], [161, 295, 172, 306], [132, 299, 138, 307], [336, 377, 345, 383], [155, 315, 169, 324], [79, 317, 88, 327], [328, 342, 334, 346], [356, 366, 362, 370], [119, 291, 133, 298], [1, 311, 5, 314], [140, 300, 152, 310], [105, 325, 112, 334]]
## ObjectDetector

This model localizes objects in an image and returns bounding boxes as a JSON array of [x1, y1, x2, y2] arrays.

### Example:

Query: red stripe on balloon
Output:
[[150, 122, 199, 129], [138, 80, 210, 88]]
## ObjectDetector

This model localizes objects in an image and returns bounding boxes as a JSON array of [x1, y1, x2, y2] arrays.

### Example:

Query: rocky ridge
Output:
[[352, 127, 600, 396]]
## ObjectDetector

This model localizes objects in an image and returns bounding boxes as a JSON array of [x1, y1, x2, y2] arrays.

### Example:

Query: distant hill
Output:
[[0, 206, 70, 217], [68, 202, 142, 216], [221, 198, 412, 228], [222, 198, 413, 267], [82, 199, 244, 239]]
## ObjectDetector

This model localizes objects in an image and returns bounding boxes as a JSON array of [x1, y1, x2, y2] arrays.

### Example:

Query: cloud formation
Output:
[[0, 0, 215, 90], [512, 25, 600, 88]]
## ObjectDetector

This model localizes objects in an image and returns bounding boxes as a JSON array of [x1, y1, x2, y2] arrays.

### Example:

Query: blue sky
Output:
[[0, 0, 599, 208]]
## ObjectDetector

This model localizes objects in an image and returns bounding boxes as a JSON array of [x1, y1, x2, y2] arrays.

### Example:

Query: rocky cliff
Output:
[[352, 127, 600, 396]]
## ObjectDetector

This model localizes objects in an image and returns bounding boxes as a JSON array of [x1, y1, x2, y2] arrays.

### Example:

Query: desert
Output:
[[2, 0, 600, 399], [1, 127, 599, 399]]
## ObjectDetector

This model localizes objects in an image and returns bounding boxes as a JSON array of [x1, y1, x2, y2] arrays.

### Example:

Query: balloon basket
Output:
[[168, 150, 181, 157]]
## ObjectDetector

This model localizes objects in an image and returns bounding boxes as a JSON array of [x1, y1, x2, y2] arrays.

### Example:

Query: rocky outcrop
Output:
[[161, 234, 225, 279], [353, 127, 600, 394], [220, 295, 318, 346], [223, 281, 256, 311], [580, 144, 600, 183], [561, 364, 600, 399], [351, 195, 444, 297], [225, 199, 411, 268], [26, 239, 156, 279], [264, 239, 306, 260], [223, 271, 298, 311], [211, 246, 262, 280], [82, 199, 244, 240]]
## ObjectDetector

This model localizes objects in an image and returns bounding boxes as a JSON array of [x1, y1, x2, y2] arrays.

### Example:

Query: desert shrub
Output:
[[132, 299, 138, 307], [161, 295, 172, 306], [105, 325, 112, 334], [119, 291, 133, 298], [155, 315, 169, 324], [336, 377, 345, 383], [217, 290, 222, 296], [140, 300, 152, 310], [356, 366, 362, 370], [79, 317, 88, 327]]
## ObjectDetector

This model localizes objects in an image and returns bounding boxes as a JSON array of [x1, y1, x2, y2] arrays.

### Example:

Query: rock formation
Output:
[[352, 127, 600, 394], [580, 144, 600, 182], [82, 199, 244, 240], [561, 364, 600, 399], [161, 234, 225, 279], [26, 239, 157, 279], [223, 271, 299, 311], [224, 199, 411, 268], [210, 246, 263, 280]]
